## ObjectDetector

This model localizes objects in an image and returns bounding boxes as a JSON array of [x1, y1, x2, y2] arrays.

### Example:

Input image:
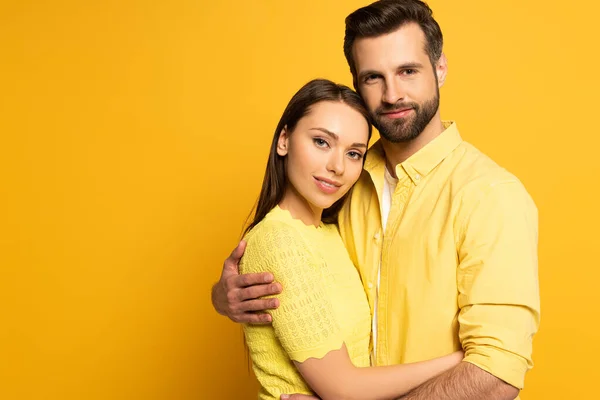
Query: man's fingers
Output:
[[229, 240, 247, 261], [223, 240, 247, 273], [236, 272, 275, 288], [238, 282, 282, 301], [281, 394, 320, 400], [238, 298, 280, 312], [236, 312, 273, 325]]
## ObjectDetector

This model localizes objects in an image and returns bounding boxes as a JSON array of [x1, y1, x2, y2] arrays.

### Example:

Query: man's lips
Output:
[[380, 108, 414, 119]]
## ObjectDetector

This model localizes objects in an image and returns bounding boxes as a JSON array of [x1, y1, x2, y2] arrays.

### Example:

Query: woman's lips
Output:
[[313, 176, 341, 194]]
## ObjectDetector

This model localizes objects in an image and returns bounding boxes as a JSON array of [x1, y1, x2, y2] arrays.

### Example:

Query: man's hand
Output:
[[280, 394, 320, 400], [211, 240, 282, 324]]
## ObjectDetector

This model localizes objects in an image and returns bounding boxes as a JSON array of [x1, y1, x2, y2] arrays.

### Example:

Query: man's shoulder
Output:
[[450, 141, 535, 206], [451, 141, 523, 188]]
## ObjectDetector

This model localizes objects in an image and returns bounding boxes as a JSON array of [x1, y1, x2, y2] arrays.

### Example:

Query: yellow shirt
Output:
[[240, 206, 371, 400], [339, 122, 540, 391]]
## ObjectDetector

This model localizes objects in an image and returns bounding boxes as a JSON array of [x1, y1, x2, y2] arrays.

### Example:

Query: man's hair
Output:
[[344, 0, 443, 79]]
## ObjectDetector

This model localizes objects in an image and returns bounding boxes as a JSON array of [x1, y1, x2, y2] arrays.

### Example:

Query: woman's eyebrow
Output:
[[309, 127, 339, 140]]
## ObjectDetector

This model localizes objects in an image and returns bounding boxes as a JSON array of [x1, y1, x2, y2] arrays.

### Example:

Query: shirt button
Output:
[[368, 282, 374, 289], [374, 232, 380, 240], [414, 174, 421, 180]]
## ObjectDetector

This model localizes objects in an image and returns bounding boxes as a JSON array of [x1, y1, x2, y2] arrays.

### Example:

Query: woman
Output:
[[240, 79, 462, 400]]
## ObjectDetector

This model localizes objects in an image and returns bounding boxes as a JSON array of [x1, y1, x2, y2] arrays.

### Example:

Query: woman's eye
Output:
[[348, 151, 363, 160], [313, 138, 329, 148]]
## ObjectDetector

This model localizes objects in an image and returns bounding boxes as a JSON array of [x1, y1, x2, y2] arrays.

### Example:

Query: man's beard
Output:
[[373, 89, 440, 143]]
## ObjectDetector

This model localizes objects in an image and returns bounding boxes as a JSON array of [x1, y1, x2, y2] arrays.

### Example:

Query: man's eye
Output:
[[403, 69, 416, 75], [365, 75, 379, 83]]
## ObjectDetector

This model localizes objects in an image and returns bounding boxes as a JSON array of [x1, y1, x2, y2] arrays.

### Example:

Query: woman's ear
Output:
[[276, 126, 289, 156]]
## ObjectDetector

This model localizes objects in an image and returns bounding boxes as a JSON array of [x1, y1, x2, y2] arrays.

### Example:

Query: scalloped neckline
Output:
[[272, 205, 324, 231]]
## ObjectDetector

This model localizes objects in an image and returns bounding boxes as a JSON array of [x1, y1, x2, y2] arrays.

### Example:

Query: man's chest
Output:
[[341, 180, 461, 301]]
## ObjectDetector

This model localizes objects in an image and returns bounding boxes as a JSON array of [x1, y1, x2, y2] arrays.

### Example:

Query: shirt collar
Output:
[[364, 121, 462, 186]]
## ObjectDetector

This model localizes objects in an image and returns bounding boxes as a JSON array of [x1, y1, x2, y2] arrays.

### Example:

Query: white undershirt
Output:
[[372, 167, 398, 361]]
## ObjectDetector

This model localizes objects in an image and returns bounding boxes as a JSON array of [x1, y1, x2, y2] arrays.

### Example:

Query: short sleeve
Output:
[[241, 221, 344, 362], [456, 181, 540, 389]]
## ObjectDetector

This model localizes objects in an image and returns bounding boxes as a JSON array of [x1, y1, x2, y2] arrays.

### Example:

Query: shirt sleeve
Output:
[[456, 180, 540, 389], [242, 221, 344, 362]]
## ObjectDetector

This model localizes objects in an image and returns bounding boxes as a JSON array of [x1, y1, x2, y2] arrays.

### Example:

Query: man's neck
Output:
[[381, 114, 444, 178]]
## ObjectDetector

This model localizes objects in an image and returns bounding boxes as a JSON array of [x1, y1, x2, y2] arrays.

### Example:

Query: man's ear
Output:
[[436, 53, 448, 88], [276, 126, 289, 156]]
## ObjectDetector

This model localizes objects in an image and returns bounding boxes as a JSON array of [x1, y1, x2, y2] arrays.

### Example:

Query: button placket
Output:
[[378, 174, 415, 363]]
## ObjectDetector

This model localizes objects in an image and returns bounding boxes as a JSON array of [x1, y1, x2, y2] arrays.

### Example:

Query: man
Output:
[[212, 1, 540, 399]]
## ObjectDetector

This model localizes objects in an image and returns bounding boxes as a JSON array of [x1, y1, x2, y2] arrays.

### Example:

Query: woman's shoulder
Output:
[[241, 212, 318, 275], [246, 212, 297, 241], [245, 207, 318, 242], [243, 213, 305, 257]]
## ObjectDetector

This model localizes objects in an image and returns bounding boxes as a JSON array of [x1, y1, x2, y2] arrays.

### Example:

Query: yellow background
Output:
[[1, 0, 598, 399]]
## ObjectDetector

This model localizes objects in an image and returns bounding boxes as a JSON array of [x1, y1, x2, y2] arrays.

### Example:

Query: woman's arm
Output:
[[295, 344, 463, 400], [244, 222, 461, 399]]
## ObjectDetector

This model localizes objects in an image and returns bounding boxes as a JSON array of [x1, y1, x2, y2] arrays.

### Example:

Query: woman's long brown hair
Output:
[[244, 79, 372, 236]]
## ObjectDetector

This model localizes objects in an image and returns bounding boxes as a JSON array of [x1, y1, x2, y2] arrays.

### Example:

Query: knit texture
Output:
[[240, 206, 371, 400]]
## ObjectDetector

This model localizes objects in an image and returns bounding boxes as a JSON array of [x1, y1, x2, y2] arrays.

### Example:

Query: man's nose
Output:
[[382, 79, 405, 105]]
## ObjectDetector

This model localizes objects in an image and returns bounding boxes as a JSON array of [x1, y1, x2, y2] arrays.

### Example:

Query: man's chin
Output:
[[378, 124, 420, 143]]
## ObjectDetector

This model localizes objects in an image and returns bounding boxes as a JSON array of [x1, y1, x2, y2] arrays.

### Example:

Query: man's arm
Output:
[[281, 362, 515, 400], [399, 180, 539, 400], [398, 362, 518, 400], [211, 240, 282, 323]]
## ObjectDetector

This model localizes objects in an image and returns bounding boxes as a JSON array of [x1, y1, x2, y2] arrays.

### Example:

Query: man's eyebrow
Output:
[[310, 127, 368, 149], [397, 62, 424, 70], [358, 62, 426, 81], [309, 127, 339, 140]]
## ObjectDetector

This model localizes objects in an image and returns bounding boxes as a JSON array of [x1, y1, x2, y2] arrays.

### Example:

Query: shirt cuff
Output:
[[463, 345, 529, 389]]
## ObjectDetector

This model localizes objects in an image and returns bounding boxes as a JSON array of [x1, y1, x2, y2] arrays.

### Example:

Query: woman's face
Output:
[[277, 101, 369, 212]]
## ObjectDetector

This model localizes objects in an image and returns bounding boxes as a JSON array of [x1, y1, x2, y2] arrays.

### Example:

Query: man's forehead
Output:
[[352, 23, 428, 71]]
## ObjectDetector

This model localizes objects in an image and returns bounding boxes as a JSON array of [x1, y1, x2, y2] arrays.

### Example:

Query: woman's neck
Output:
[[279, 187, 322, 227]]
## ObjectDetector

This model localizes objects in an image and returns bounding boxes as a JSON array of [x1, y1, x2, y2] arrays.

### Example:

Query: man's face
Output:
[[352, 23, 442, 143]]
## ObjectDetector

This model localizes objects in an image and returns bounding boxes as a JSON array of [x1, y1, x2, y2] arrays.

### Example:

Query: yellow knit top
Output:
[[240, 206, 372, 400]]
